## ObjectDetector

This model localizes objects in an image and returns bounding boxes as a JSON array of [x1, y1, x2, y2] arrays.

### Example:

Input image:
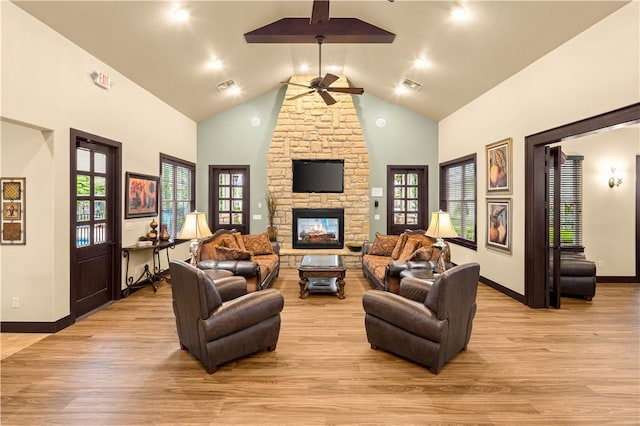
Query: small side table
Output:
[[121, 240, 182, 297]]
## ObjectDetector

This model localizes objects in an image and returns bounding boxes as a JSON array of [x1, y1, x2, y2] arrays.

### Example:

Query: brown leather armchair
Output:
[[362, 262, 480, 374], [169, 260, 284, 373]]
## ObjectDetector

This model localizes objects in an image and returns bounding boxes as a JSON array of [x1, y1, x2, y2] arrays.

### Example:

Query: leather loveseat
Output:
[[196, 229, 280, 292], [362, 230, 450, 293]]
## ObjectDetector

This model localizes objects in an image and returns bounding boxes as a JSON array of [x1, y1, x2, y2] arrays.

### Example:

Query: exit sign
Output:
[[90, 71, 112, 89]]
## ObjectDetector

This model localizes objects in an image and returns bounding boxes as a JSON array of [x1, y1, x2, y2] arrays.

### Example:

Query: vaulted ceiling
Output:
[[13, 1, 628, 122]]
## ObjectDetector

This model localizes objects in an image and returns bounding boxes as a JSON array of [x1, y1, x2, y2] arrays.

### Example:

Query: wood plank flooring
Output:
[[1, 269, 638, 425]]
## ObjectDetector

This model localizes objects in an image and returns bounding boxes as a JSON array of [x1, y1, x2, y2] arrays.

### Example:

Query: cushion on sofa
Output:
[[362, 254, 393, 282], [214, 245, 252, 261], [242, 232, 274, 256], [369, 233, 400, 256], [398, 239, 421, 261], [410, 246, 439, 262], [254, 253, 279, 277], [233, 232, 247, 251], [391, 233, 408, 260]]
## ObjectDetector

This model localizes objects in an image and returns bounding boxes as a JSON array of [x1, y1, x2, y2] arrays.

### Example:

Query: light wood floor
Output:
[[1, 269, 638, 425]]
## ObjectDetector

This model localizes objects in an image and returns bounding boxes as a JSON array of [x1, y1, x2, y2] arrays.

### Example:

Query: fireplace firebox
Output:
[[292, 208, 344, 249]]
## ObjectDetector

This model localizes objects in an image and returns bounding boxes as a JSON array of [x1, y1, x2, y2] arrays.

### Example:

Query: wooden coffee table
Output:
[[298, 254, 347, 299]]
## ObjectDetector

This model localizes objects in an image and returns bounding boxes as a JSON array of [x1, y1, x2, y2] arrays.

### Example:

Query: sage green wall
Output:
[[196, 88, 439, 238]]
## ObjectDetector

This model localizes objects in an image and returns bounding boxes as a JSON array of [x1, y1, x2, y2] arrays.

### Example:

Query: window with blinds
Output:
[[439, 154, 477, 249], [160, 154, 195, 239], [549, 155, 583, 248]]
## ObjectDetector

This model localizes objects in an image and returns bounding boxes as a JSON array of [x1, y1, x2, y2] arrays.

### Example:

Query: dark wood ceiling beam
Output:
[[244, 18, 395, 44]]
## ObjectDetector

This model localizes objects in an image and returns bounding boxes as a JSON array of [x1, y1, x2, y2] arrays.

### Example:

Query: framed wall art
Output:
[[125, 172, 159, 219], [1, 177, 26, 245], [486, 137, 512, 193], [486, 198, 511, 254]]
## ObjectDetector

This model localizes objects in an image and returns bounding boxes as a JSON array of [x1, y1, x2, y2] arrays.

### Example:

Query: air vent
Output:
[[216, 80, 236, 92], [402, 78, 423, 91]]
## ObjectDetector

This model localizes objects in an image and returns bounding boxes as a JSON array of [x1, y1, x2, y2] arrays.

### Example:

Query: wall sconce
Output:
[[608, 167, 622, 188]]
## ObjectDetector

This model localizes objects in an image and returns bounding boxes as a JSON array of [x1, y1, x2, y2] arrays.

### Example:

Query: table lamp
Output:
[[425, 210, 458, 273], [177, 211, 213, 266]]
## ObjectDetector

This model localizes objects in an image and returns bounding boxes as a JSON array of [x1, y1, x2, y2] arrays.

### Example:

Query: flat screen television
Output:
[[292, 159, 344, 193]]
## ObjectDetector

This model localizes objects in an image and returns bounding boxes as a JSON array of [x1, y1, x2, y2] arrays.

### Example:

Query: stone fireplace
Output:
[[266, 74, 370, 266]]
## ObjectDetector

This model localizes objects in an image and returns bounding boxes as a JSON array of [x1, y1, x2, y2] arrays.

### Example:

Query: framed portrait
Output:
[[486, 198, 511, 253], [1, 177, 26, 245], [125, 172, 159, 219], [486, 137, 512, 193]]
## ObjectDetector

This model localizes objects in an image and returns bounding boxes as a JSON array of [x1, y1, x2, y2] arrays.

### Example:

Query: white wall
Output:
[[439, 3, 640, 295], [1, 3, 196, 322]]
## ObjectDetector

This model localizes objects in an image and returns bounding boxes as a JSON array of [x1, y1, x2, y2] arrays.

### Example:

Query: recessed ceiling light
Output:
[[450, 6, 470, 21], [228, 86, 241, 96], [173, 7, 189, 22], [394, 85, 408, 95], [208, 59, 224, 70], [413, 58, 430, 69]]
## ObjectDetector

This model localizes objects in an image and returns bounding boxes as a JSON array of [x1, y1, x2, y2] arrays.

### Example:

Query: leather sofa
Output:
[[362, 230, 450, 293], [560, 254, 596, 300], [363, 262, 481, 374], [196, 229, 280, 292], [169, 260, 284, 373]]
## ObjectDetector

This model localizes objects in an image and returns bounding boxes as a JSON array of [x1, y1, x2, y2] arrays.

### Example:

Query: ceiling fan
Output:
[[281, 35, 364, 105]]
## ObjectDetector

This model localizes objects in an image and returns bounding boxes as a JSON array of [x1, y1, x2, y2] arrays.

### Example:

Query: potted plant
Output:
[[266, 191, 277, 241]]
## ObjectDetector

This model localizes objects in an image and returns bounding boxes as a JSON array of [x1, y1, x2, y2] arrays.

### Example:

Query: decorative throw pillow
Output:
[[221, 235, 239, 250], [233, 232, 247, 251], [242, 232, 274, 256], [368, 232, 399, 256], [214, 245, 252, 261], [410, 247, 434, 262], [391, 233, 408, 260], [398, 239, 421, 262]]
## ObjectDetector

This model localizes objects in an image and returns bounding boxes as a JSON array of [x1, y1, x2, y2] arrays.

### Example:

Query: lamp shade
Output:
[[426, 211, 459, 239], [177, 211, 213, 240]]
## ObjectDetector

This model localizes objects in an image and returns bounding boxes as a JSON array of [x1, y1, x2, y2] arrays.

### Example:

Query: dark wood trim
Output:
[[636, 155, 640, 283], [596, 276, 639, 283], [69, 128, 122, 321], [479, 275, 525, 304], [1, 314, 74, 333], [386, 165, 429, 234], [208, 165, 251, 234], [525, 103, 640, 308]]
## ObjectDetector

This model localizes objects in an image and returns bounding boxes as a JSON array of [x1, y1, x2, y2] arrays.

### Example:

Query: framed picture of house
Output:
[[486, 138, 512, 193], [125, 172, 159, 219], [486, 198, 511, 253], [1, 177, 26, 245]]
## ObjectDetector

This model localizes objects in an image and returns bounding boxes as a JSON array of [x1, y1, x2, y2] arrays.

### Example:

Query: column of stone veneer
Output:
[[267, 74, 370, 250]]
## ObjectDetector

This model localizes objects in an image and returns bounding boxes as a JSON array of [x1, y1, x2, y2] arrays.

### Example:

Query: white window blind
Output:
[[549, 155, 583, 248], [160, 154, 195, 239], [440, 154, 477, 248]]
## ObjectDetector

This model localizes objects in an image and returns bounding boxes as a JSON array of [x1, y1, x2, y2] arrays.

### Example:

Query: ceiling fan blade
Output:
[[318, 73, 339, 88], [287, 90, 315, 101], [326, 87, 365, 95], [310, 0, 330, 25], [319, 90, 337, 105], [281, 81, 313, 89]]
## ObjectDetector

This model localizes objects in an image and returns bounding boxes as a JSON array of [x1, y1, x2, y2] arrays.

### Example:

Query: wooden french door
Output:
[[70, 129, 121, 318], [209, 165, 250, 235], [387, 166, 428, 235]]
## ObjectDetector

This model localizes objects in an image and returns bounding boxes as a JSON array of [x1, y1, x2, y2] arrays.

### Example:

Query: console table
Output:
[[121, 240, 183, 297]]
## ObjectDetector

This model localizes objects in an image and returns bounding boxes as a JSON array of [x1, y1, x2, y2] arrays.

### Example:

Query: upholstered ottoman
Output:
[[561, 258, 596, 301]]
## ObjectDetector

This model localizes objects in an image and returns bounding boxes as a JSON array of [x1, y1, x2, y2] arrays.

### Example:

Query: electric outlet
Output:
[[598, 260, 604, 268], [12, 297, 19, 308]]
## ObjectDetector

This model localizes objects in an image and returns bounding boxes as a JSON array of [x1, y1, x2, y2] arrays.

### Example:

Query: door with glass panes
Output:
[[71, 129, 121, 318], [387, 166, 428, 235], [209, 166, 250, 235]]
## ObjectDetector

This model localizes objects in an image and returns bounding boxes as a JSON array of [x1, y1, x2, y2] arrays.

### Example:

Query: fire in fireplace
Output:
[[292, 208, 344, 249]]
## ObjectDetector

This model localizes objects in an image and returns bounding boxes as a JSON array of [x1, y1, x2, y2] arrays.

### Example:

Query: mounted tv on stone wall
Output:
[[292, 159, 344, 193]]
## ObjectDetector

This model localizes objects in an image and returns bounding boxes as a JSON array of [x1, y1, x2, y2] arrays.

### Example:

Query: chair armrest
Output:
[[197, 260, 258, 277], [213, 276, 247, 302], [199, 289, 284, 341], [362, 290, 446, 343], [271, 242, 280, 256], [399, 277, 434, 302], [387, 261, 410, 277]]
